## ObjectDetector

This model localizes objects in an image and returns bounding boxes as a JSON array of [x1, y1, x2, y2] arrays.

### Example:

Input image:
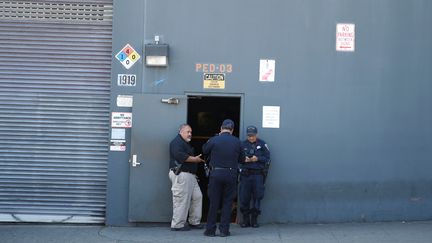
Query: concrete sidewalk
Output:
[[1, 221, 431, 243]]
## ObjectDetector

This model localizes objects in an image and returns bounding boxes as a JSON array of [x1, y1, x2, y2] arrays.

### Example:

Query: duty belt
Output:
[[241, 168, 264, 175], [170, 167, 196, 175], [213, 167, 237, 171]]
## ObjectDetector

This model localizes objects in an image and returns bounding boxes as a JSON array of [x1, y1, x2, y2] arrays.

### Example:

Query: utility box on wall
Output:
[[145, 43, 169, 67]]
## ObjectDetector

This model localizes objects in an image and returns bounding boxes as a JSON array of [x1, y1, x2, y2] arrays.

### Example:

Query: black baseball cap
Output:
[[246, 125, 258, 135], [221, 119, 235, 129]]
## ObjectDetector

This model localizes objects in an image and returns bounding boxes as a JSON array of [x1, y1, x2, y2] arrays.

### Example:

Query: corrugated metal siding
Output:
[[0, 0, 112, 223]]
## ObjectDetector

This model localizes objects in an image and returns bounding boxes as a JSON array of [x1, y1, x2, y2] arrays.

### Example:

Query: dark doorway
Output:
[[187, 95, 241, 222]]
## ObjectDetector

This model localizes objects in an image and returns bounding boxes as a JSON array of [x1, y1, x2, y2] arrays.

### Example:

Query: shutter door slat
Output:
[[0, 0, 112, 223]]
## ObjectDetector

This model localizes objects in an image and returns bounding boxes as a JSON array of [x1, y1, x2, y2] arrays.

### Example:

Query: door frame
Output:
[[186, 92, 244, 223]]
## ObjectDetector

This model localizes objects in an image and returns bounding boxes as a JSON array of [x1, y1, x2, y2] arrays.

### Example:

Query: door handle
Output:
[[130, 154, 141, 167], [161, 97, 179, 104]]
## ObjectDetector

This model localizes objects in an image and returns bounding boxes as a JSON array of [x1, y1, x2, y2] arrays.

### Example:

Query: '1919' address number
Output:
[[117, 74, 137, 86]]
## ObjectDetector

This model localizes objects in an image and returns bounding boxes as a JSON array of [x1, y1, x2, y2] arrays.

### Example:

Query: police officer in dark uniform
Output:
[[202, 119, 243, 237], [239, 125, 270, 228]]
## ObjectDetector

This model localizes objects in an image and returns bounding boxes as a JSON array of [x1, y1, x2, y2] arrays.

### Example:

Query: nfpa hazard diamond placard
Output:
[[115, 44, 141, 69]]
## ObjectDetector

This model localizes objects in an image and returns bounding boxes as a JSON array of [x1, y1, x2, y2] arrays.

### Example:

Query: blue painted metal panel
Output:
[[108, 0, 432, 225]]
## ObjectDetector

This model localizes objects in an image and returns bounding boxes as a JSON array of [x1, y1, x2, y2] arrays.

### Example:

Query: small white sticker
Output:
[[110, 139, 126, 151], [117, 95, 133, 107]]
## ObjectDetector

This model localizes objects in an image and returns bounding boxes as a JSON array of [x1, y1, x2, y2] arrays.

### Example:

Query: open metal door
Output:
[[128, 94, 187, 222]]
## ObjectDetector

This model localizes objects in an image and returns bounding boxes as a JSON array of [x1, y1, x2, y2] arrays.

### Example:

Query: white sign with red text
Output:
[[111, 112, 132, 128], [336, 23, 355, 52]]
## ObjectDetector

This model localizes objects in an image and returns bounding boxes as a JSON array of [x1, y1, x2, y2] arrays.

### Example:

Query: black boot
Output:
[[240, 213, 250, 228], [251, 213, 259, 228]]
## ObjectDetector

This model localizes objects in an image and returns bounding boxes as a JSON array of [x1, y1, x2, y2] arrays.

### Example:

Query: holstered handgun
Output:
[[173, 160, 182, 175], [204, 163, 210, 177], [203, 155, 211, 177], [262, 161, 271, 184], [174, 166, 182, 175], [240, 168, 250, 176]]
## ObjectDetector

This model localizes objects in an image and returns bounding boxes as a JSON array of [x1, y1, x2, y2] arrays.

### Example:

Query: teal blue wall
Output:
[[106, 0, 432, 225]]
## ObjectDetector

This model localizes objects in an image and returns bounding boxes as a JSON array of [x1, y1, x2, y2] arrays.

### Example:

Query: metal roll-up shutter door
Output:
[[0, 0, 112, 223]]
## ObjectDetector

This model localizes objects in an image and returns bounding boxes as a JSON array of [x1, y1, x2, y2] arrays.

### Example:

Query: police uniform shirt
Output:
[[202, 132, 243, 169], [240, 138, 270, 170], [169, 134, 197, 173]]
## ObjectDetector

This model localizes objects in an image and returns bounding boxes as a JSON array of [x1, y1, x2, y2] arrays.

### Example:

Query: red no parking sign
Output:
[[336, 23, 355, 52]]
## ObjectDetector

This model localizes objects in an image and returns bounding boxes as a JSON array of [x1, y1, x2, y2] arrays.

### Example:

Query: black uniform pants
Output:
[[206, 169, 237, 233], [239, 173, 265, 215]]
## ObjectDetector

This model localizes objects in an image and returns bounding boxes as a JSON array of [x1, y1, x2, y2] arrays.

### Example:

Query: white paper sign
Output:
[[117, 95, 133, 107], [336, 23, 355, 52], [262, 106, 280, 128], [111, 128, 126, 139], [259, 59, 275, 82], [111, 112, 132, 128]]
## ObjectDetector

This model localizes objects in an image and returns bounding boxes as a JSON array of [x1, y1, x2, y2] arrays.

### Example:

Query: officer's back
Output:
[[202, 119, 243, 237], [203, 121, 242, 169]]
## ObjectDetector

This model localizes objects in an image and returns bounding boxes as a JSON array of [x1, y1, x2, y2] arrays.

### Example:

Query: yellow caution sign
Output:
[[203, 73, 225, 89]]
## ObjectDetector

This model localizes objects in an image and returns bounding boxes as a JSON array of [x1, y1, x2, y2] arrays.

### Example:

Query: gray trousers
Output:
[[169, 170, 202, 228]]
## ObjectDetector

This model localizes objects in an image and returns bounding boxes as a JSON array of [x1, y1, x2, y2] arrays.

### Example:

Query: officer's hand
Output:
[[245, 157, 250, 163], [251, 156, 258, 162], [194, 154, 205, 163]]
